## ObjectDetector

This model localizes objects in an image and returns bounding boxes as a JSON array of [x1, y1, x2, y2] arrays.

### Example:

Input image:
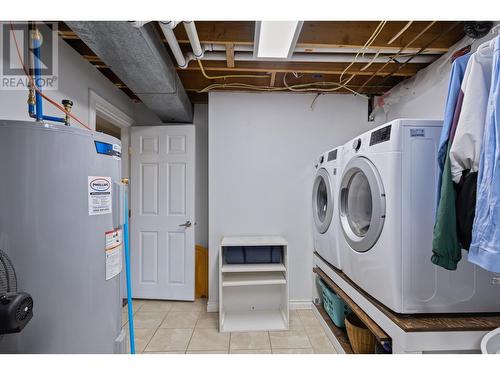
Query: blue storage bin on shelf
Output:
[[270, 246, 283, 263], [318, 278, 351, 328], [224, 246, 245, 264]]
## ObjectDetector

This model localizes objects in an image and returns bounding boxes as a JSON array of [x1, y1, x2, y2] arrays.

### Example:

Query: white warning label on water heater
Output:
[[88, 176, 112, 215], [105, 228, 122, 280]]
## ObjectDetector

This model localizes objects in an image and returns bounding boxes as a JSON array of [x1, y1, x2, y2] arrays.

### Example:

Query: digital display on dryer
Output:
[[370, 125, 391, 146], [327, 149, 337, 161]]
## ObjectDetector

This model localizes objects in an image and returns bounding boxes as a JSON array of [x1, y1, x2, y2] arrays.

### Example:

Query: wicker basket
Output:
[[345, 313, 376, 354]]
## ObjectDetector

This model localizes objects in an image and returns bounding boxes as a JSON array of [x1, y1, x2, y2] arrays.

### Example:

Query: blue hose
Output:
[[33, 33, 43, 122], [30, 28, 66, 124], [123, 187, 135, 354]]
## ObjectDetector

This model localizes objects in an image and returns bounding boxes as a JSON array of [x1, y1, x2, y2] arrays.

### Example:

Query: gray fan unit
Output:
[[0, 249, 33, 334]]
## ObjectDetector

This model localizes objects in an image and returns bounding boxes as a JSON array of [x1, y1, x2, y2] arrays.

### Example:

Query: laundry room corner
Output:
[[207, 91, 383, 311]]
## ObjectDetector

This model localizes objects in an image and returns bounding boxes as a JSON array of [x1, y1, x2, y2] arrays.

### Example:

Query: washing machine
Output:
[[338, 118, 500, 314], [312, 146, 343, 269]]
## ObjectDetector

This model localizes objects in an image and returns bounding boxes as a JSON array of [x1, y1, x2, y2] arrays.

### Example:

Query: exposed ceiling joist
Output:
[[179, 60, 428, 77], [173, 21, 464, 52]]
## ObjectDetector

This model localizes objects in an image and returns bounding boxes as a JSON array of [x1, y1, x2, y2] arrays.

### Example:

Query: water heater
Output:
[[0, 120, 125, 353]]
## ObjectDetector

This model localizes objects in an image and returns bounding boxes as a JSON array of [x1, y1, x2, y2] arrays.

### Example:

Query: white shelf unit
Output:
[[219, 236, 289, 333]]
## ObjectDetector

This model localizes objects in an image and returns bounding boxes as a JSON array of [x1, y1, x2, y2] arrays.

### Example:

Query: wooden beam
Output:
[[58, 30, 79, 40], [173, 21, 464, 52], [180, 60, 427, 77], [225, 43, 235, 68], [269, 72, 276, 87], [177, 70, 402, 93]]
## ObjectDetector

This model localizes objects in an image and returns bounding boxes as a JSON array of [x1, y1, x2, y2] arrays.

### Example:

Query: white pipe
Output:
[[129, 21, 151, 28], [198, 51, 436, 64], [183, 21, 204, 58], [204, 43, 441, 56], [159, 21, 187, 68]]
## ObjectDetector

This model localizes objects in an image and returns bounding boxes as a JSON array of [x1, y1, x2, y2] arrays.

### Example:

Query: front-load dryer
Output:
[[338, 118, 500, 314], [312, 147, 343, 269]]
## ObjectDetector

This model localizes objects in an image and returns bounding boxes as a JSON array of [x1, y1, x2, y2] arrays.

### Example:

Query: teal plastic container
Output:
[[318, 279, 351, 328]]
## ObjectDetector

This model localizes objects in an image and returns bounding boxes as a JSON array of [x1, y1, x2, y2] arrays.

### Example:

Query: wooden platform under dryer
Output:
[[313, 252, 500, 354]]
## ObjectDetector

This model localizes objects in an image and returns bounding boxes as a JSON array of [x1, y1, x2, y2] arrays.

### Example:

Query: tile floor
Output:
[[123, 299, 336, 354]]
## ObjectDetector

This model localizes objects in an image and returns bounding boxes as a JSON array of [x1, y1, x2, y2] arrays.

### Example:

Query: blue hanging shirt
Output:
[[436, 53, 471, 207], [468, 35, 500, 273]]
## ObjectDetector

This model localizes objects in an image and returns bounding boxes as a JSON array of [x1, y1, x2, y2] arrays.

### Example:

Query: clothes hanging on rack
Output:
[[455, 170, 477, 250], [468, 35, 500, 273], [436, 54, 471, 206], [449, 39, 494, 184], [431, 55, 471, 270]]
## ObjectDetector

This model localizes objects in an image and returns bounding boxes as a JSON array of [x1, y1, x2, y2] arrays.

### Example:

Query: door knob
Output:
[[179, 220, 192, 228]]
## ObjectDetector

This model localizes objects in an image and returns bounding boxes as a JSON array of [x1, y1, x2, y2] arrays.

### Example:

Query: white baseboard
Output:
[[207, 300, 218, 313], [289, 300, 312, 310], [206, 299, 312, 313]]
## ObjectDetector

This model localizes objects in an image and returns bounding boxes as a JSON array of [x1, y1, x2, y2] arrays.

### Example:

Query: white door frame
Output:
[[88, 89, 135, 131]]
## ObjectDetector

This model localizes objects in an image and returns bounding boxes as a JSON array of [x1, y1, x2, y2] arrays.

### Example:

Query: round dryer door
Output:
[[339, 156, 386, 252], [312, 168, 333, 234]]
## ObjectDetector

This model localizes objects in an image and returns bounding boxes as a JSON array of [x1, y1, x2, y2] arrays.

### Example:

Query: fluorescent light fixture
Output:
[[254, 21, 303, 59]]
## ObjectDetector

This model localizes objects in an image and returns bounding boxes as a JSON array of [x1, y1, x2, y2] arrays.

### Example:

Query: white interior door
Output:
[[130, 125, 195, 301]]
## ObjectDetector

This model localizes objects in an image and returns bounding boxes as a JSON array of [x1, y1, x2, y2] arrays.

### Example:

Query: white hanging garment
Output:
[[449, 39, 495, 183]]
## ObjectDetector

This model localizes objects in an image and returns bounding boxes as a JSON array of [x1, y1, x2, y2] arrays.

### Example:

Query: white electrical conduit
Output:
[[197, 51, 436, 64]]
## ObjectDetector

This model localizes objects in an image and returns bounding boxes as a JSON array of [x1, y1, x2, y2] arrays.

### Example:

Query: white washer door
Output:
[[339, 156, 386, 252], [312, 168, 333, 234]]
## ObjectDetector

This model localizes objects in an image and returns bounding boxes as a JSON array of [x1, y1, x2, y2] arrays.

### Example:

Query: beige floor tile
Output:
[[145, 328, 193, 352], [304, 325, 336, 354], [170, 301, 205, 312], [186, 350, 229, 354], [134, 311, 168, 329], [297, 310, 322, 327], [122, 311, 129, 327], [161, 311, 201, 329], [188, 328, 230, 351], [288, 311, 303, 327], [133, 328, 157, 352], [230, 349, 272, 354], [123, 300, 144, 315], [230, 331, 271, 350], [142, 351, 186, 354], [272, 348, 315, 354], [138, 300, 175, 313], [269, 327, 312, 349], [196, 312, 219, 329]]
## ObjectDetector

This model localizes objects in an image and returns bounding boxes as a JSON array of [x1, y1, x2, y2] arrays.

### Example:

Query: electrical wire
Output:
[[358, 21, 437, 91], [360, 50, 381, 71], [338, 21, 387, 84], [387, 21, 413, 45], [9, 22, 91, 130], [283, 73, 366, 96], [197, 59, 269, 80]]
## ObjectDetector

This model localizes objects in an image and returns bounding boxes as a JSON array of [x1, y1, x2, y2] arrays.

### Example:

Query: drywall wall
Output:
[[208, 91, 380, 309], [194, 103, 209, 248]]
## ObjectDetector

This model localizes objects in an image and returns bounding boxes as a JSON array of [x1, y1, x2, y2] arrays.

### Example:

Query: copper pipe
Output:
[[358, 21, 437, 91]]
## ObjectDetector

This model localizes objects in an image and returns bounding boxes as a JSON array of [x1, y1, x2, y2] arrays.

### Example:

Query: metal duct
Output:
[[66, 21, 192, 123]]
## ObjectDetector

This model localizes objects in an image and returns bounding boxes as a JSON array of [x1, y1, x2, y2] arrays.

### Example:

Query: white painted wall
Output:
[[208, 91, 381, 308], [0, 37, 136, 130], [194, 104, 209, 248]]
